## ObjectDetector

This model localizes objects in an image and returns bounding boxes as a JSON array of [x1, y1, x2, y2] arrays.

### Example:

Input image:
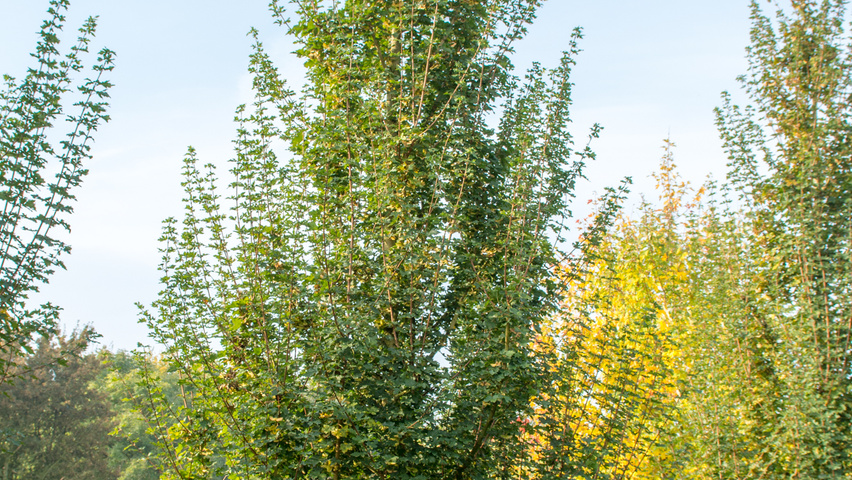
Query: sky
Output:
[[0, 0, 752, 351]]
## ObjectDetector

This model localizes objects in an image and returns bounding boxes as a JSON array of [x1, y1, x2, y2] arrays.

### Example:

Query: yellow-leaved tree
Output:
[[526, 142, 767, 479], [524, 143, 691, 480]]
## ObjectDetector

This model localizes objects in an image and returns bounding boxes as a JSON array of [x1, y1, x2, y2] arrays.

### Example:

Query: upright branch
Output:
[[0, 0, 114, 385]]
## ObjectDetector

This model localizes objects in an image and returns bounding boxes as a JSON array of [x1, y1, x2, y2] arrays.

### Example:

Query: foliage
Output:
[[0, 0, 114, 384], [549, 149, 680, 480], [0, 342, 182, 480], [523, 144, 696, 480], [127, 1, 662, 479], [708, 0, 852, 477], [101, 351, 185, 480], [0, 328, 116, 480], [563, 2, 852, 477], [572, 147, 756, 479]]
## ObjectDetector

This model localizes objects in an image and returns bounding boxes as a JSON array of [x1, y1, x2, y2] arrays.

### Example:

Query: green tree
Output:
[[0, 0, 114, 384], [132, 1, 645, 479], [711, 0, 852, 477], [0, 328, 117, 480], [100, 351, 185, 480]]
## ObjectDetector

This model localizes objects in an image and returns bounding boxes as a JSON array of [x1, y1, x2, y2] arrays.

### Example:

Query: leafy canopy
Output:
[[130, 1, 649, 479]]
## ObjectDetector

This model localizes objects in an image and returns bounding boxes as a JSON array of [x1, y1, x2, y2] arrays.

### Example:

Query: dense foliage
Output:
[[0, 0, 113, 384], [711, 0, 852, 476], [130, 1, 659, 479], [0, 334, 181, 480], [4, 1, 852, 479], [565, 2, 852, 477], [0, 329, 114, 480]]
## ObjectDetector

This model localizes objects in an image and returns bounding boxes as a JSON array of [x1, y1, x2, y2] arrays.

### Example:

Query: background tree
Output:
[[523, 144, 706, 480], [570, 148, 764, 479], [0, 345, 189, 480], [130, 1, 656, 479], [0, 0, 114, 384], [0, 328, 116, 480], [100, 351, 186, 480]]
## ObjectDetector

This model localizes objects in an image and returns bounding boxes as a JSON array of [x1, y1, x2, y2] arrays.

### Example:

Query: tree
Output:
[[100, 351, 187, 480], [570, 147, 763, 479], [0, 328, 117, 480], [573, 2, 852, 477], [0, 344, 189, 480], [577, 1, 852, 473], [0, 0, 114, 384], [132, 1, 648, 478], [711, 0, 852, 477], [525, 143, 705, 480]]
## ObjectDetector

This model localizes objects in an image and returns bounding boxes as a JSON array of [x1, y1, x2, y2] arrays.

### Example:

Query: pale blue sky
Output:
[[0, 0, 751, 351]]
